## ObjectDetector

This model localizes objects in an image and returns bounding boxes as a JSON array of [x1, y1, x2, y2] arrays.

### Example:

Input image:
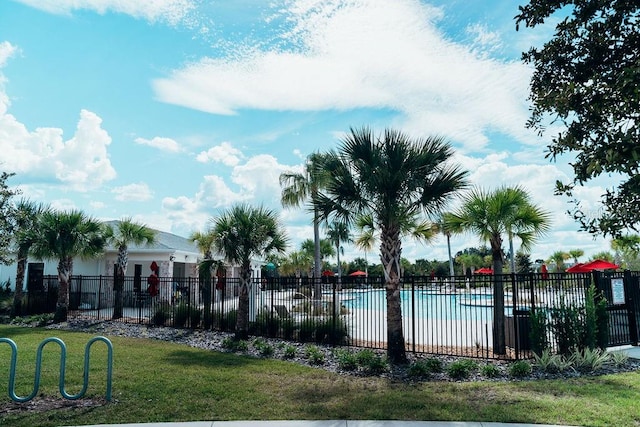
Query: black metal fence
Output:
[[19, 270, 640, 360]]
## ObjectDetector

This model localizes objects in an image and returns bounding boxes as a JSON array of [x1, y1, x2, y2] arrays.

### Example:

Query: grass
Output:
[[1, 325, 639, 427]]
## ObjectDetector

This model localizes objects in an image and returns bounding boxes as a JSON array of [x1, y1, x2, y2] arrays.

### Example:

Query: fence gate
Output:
[[593, 270, 640, 347]]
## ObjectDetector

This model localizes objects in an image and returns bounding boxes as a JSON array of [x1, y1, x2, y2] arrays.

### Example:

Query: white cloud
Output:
[[13, 0, 197, 26], [0, 108, 116, 191], [135, 136, 182, 153], [112, 182, 154, 201], [196, 141, 243, 166], [153, 0, 533, 151], [0, 42, 17, 68]]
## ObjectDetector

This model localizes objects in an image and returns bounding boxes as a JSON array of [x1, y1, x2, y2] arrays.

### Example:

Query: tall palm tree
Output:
[[435, 214, 456, 277], [325, 220, 352, 285], [211, 204, 288, 340], [105, 218, 156, 320], [315, 127, 468, 364], [280, 152, 330, 300], [444, 186, 551, 354], [30, 210, 108, 322], [190, 229, 217, 328], [11, 199, 49, 317]]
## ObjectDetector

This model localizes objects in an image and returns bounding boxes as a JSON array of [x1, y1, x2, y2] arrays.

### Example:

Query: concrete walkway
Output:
[[73, 422, 579, 427]]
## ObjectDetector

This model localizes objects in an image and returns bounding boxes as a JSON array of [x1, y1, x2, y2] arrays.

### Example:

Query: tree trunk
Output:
[[491, 242, 506, 355], [12, 250, 26, 317], [54, 257, 72, 323], [235, 263, 251, 340], [313, 208, 322, 301], [380, 223, 406, 364], [446, 233, 454, 277], [112, 246, 127, 320]]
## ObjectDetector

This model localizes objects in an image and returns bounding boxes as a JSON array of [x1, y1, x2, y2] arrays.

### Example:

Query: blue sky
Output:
[[0, 0, 615, 264]]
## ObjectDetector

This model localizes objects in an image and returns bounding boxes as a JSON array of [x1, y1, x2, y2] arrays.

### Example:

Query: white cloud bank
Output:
[[135, 136, 182, 152], [153, 0, 534, 151], [13, 0, 197, 26]]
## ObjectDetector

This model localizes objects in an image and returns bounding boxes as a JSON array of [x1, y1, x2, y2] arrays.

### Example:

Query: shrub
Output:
[[509, 360, 532, 378], [533, 349, 572, 373], [282, 345, 297, 359], [151, 301, 172, 326], [305, 345, 325, 365], [252, 338, 274, 357], [480, 363, 500, 378], [253, 310, 281, 338], [550, 298, 583, 356], [298, 318, 316, 342], [529, 308, 549, 355], [407, 358, 442, 378], [573, 348, 610, 372], [173, 303, 202, 328], [446, 359, 478, 380], [355, 349, 387, 375], [334, 349, 358, 371], [222, 337, 248, 352], [610, 351, 629, 367], [314, 317, 348, 345]]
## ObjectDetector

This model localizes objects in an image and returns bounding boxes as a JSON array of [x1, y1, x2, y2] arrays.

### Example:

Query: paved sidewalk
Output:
[[72, 421, 579, 427]]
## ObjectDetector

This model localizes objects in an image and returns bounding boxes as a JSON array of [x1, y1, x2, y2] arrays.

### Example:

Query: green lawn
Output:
[[1, 325, 639, 427]]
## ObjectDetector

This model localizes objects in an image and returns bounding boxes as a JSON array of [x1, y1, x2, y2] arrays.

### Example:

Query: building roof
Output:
[[103, 221, 201, 254]]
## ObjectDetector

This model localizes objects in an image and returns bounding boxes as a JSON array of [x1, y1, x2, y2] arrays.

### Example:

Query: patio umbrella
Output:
[[321, 270, 335, 277], [349, 270, 367, 277], [580, 259, 620, 271], [566, 263, 591, 273], [474, 267, 493, 274]]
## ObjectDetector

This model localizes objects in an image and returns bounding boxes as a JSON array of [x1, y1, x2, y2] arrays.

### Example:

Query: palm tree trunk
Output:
[[491, 243, 506, 355], [112, 246, 127, 320], [313, 208, 322, 301], [12, 251, 26, 317], [235, 263, 251, 340], [380, 224, 406, 364], [55, 257, 72, 323], [446, 233, 454, 277]]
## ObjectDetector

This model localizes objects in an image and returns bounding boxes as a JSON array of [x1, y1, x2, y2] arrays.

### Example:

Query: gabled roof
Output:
[[103, 221, 200, 254]]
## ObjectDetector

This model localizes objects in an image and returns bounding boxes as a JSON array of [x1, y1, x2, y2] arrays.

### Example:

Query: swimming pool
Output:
[[341, 289, 494, 321]]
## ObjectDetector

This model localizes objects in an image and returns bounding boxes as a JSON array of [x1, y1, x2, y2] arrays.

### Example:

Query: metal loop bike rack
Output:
[[0, 336, 113, 402]]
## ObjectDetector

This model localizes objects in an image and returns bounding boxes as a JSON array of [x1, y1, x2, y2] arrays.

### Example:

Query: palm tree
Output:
[[190, 229, 217, 328], [568, 249, 585, 264], [11, 199, 49, 317], [30, 210, 108, 322], [548, 250, 570, 272], [105, 218, 156, 320], [325, 220, 352, 285], [355, 213, 376, 276], [211, 204, 288, 340], [445, 186, 551, 354], [315, 127, 468, 363], [300, 238, 335, 267], [280, 152, 330, 300], [435, 214, 456, 277]]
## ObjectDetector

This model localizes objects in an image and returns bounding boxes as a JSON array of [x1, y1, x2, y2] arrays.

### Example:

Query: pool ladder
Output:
[[0, 336, 113, 402]]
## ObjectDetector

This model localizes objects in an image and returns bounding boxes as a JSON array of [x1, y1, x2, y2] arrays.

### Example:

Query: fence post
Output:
[[97, 276, 103, 320], [411, 276, 416, 354]]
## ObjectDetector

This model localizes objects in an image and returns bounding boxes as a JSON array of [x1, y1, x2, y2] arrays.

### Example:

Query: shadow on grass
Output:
[[162, 349, 261, 369], [0, 326, 47, 338]]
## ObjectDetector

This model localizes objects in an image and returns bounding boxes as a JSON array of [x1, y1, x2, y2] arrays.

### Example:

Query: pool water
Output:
[[341, 289, 494, 321]]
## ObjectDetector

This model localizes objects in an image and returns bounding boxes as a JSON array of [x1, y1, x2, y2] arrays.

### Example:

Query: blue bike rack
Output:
[[0, 336, 113, 402]]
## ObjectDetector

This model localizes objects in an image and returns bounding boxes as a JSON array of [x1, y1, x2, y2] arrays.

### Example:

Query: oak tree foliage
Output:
[[516, 1, 640, 237]]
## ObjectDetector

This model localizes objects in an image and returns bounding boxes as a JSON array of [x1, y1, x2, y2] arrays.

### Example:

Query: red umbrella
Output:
[[474, 267, 493, 275], [580, 259, 620, 271], [566, 263, 590, 273], [321, 270, 335, 277], [349, 270, 367, 277]]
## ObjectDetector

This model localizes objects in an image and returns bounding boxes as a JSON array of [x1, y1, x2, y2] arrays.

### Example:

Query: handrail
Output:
[[0, 336, 113, 402]]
